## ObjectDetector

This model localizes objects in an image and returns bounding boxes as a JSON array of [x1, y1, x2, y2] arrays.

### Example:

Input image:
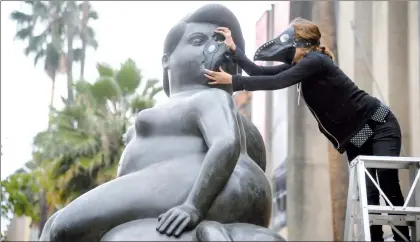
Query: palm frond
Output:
[[33, 49, 45, 66], [140, 78, 159, 96], [85, 27, 98, 49], [88, 11, 98, 20], [148, 86, 164, 99], [115, 59, 142, 96], [130, 95, 155, 114], [96, 63, 114, 77], [10, 11, 33, 23], [14, 26, 34, 40]]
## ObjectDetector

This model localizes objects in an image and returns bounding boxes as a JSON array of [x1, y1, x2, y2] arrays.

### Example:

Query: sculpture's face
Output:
[[163, 22, 235, 88]]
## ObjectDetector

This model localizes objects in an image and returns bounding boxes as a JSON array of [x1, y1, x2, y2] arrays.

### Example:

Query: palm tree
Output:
[[9, 0, 99, 232], [62, 1, 99, 104], [77, 1, 98, 80], [10, 1, 64, 121], [11, 1, 68, 231], [62, 1, 78, 105], [11, 1, 99, 108]]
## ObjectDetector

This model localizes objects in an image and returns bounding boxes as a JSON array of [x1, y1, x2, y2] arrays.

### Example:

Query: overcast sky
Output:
[[1, 1, 272, 180]]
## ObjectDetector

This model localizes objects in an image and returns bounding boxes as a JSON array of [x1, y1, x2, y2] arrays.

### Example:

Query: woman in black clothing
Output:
[[205, 18, 410, 241]]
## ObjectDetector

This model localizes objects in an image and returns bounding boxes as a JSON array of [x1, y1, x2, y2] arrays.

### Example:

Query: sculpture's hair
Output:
[[162, 4, 245, 97]]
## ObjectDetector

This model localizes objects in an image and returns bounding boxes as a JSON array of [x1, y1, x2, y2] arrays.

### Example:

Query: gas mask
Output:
[[253, 25, 320, 65], [203, 32, 237, 73]]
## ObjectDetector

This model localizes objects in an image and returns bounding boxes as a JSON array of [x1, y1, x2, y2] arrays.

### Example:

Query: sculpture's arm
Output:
[[186, 89, 241, 215]]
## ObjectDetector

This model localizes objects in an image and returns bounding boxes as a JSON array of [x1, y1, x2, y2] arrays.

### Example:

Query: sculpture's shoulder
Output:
[[190, 89, 235, 112]]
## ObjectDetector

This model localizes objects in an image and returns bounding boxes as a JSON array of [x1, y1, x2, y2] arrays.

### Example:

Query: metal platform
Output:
[[344, 155, 420, 241]]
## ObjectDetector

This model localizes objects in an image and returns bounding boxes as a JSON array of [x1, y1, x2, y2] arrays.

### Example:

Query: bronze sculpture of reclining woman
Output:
[[38, 4, 285, 241]]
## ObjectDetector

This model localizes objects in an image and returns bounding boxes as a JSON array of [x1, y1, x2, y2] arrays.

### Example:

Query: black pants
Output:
[[346, 111, 410, 241]]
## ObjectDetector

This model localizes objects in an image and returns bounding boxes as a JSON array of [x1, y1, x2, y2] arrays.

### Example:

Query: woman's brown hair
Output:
[[290, 17, 335, 62]]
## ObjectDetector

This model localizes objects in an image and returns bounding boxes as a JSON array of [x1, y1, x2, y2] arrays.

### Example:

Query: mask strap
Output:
[[294, 39, 320, 48]]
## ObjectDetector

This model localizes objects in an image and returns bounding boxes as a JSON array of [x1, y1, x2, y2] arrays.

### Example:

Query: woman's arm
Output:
[[233, 54, 326, 91], [186, 90, 241, 215], [233, 47, 292, 76]]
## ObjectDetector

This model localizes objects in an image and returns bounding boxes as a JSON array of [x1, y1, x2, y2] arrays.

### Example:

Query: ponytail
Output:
[[311, 45, 335, 62]]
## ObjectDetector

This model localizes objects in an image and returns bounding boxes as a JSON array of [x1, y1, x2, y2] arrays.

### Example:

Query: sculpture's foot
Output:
[[101, 219, 286, 242]]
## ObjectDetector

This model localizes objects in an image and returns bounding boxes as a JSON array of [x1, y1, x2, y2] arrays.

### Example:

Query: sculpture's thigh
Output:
[[196, 221, 286, 241], [207, 159, 272, 227], [101, 218, 196, 241], [50, 162, 197, 242]]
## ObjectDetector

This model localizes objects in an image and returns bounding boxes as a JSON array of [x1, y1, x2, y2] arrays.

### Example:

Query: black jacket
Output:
[[231, 47, 381, 152]]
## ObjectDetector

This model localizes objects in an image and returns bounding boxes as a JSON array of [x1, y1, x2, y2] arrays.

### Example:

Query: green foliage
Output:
[[116, 59, 142, 95], [1, 172, 40, 222]]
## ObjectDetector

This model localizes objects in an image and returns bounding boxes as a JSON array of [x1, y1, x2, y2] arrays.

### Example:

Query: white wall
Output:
[[6, 216, 33, 241]]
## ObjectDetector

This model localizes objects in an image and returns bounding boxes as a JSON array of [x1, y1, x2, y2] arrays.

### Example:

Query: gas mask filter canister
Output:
[[203, 32, 235, 72]]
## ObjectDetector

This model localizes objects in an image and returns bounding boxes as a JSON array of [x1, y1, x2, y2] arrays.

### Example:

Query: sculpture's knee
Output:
[[38, 210, 62, 241], [49, 214, 75, 242], [49, 220, 65, 242], [196, 221, 233, 241]]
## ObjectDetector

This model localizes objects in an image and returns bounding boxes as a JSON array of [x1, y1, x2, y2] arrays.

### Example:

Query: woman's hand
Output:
[[156, 203, 201, 237], [205, 67, 233, 85], [215, 27, 236, 52]]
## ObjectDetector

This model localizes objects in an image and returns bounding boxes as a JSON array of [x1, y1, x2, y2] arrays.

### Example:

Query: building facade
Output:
[[5, 216, 38, 241]]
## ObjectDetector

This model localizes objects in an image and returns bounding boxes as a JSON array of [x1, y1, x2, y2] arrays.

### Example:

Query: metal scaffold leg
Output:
[[343, 156, 420, 241]]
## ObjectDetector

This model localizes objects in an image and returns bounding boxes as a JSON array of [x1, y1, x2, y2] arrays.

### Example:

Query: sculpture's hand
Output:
[[156, 203, 201, 237]]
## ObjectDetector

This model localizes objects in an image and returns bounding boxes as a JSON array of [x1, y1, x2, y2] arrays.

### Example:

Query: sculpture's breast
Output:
[[134, 101, 199, 137], [134, 108, 155, 137], [119, 99, 206, 176]]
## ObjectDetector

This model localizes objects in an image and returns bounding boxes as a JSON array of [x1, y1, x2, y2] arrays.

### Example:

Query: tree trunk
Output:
[[314, 1, 349, 241], [38, 75, 57, 235], [38, 189, 48, 234], [66, 34, 74, 105], [79, 1, 89, 81], [37, 4, 61, 233], [48, 76, 56, 125], [66, 4, 76, 106]]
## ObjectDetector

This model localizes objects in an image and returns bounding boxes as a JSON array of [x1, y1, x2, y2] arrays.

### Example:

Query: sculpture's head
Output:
[[162, 4, 245, 96]]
